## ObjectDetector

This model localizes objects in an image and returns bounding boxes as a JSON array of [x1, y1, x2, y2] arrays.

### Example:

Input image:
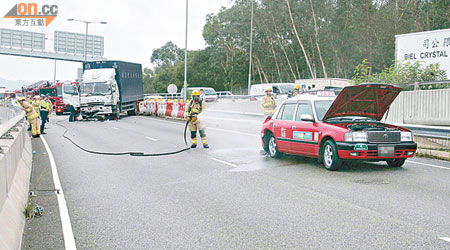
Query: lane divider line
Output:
[[145, 136, 158, 141], [440, 237, 450, 243], [41, 136, 77, 250], [111, 127, 119, 130], [210, 157, 237, 167], [407, 160, 450, 170]]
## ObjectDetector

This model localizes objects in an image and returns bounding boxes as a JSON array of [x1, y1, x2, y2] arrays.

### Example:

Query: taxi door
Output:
[[290, 101, 320, 157], [273, 103, 296, 153]]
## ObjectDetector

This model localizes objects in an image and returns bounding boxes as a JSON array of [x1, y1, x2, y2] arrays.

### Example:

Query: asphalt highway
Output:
[[33, 114, 450, 249]]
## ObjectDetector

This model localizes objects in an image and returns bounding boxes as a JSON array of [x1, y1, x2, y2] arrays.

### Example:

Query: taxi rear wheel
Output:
[[386, 158, 406, 167], [268, 135, 282, 158], [322, 140, 341, 171]]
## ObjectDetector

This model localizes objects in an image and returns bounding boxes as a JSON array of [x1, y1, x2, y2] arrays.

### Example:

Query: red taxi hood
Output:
[[322, 84, 402, 121]]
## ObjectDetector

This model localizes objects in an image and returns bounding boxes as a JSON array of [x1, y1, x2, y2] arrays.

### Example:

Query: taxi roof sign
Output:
[[316, 91, 335, 97]]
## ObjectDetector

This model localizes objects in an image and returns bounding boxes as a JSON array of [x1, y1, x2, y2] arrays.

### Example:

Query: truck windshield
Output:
[[80, 82, 111, 95]]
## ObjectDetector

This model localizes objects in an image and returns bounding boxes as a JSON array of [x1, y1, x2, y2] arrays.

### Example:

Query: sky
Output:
[[0, 0, 233, 87]]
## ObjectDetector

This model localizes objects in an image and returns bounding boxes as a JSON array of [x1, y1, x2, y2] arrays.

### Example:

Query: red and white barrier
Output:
[[138, 99, 190, 120]]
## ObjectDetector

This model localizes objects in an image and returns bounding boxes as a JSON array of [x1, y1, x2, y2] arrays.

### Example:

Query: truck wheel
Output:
[[268, 134, 282, 158], [387, 158, 406, 167], [322, 140, 341, 171]]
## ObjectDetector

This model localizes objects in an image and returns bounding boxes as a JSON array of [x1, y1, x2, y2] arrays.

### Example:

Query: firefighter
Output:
[[293, 84, 300, 97], [185, 90, 209, 149], [262, 87, 276, 117], [39, 97, 51, 134], [17, 97, 40, 137], [45, 97, 53, 122], [32, 96, 41, 114]]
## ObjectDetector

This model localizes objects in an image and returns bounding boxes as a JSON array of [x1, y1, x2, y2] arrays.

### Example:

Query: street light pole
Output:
[[183, 0, 189, 103], [247, 0, 254, 95], [84, 22, 89, 62], [67, 19, 107, 63]]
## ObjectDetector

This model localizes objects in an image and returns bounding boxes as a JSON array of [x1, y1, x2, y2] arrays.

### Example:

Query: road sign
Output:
[[167, 84, 177, 94], [0, 28, 45, 50], [54, 30, 104, 56], [396, 28, 450, 76]]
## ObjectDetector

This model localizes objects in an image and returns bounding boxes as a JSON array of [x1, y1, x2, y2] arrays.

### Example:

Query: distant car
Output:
[[250, 83, 295, 101], [182, 87, 217, 102], [261, 84, 417, 171], [250, 83, 295, 96], [216, 91, 234, 97]]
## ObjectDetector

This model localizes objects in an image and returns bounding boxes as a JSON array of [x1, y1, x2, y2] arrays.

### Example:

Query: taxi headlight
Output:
[[401, 132, 413, 142], [345, 132, 367, 142]]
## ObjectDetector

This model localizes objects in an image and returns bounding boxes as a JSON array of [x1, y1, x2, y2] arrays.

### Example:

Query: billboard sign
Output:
[[395, 28, 450, 76], [0, 28, 45, 50], [54, 30, 104, 57]]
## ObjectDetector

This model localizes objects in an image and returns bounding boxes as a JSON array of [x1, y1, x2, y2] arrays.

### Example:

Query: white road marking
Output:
[[111, 127, 119, 130], [440, 237, 450, 243], [41, 136, 77, 250], [145, 136, 158, 141], [210, 157, 237, 167], [407, 160, 450, 170], [140, 116, 260, 137]]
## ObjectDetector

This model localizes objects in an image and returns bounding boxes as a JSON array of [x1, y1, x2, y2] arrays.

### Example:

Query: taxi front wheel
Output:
[[322, 140, 341, 171], [386, 158, 405, 167], [268, 135, 282, 158]]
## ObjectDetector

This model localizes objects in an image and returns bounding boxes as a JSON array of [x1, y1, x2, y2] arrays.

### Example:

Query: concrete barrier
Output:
[[0, 109, 32, 250], [383, 89, 450, 126]]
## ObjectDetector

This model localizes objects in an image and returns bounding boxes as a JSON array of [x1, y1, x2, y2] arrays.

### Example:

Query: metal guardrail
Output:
[[396, 124, 450, 140]]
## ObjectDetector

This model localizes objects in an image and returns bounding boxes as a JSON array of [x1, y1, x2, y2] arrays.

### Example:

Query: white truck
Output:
[[63, 60, 144, 120]]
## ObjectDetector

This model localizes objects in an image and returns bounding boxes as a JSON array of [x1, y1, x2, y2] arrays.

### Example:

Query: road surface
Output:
[[22, 114, 450, 249]]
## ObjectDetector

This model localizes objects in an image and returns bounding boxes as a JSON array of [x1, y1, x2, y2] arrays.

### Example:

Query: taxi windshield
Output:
[[314, 100, 333, 121]]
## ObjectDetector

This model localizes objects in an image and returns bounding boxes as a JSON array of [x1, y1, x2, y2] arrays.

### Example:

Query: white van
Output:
[[250, 83, 295, 97]]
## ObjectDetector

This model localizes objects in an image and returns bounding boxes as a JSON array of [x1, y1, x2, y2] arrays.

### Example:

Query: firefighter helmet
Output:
[[266, 87, 273, 92], [192, 90, 200, 96], [294, 84, 300, 90]]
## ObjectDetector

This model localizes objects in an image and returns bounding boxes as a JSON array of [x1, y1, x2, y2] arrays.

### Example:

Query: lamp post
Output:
[[67, 19, 107, 62], [247, 0, 254, 95], [183, 0, 189, 103]]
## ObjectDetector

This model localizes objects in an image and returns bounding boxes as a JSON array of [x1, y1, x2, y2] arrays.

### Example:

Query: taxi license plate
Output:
[[378, 145, 395, 157]]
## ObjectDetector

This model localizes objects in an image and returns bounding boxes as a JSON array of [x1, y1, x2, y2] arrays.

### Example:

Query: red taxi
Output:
[[261, 84, 417, 171]]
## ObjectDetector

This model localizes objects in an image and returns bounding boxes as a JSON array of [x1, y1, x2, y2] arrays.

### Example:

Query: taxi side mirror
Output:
[[300, 114, 315, 122]]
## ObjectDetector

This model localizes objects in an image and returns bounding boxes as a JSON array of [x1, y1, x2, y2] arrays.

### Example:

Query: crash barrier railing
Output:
[[396, 124, 450, 140], [0, 107, 31, 250], [0, 109, 26, 205], [0, 103, 21, 125], [383, 88, 450, 126], [403, 80, 450, 91], [138, 99, 187, 119]]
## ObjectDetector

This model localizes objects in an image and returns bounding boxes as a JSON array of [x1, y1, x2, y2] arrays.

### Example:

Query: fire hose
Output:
[[56, 118, 191, 157]]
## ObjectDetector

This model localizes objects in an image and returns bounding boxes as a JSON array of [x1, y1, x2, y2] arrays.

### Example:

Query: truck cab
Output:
[[80, 68, 120, 118]]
